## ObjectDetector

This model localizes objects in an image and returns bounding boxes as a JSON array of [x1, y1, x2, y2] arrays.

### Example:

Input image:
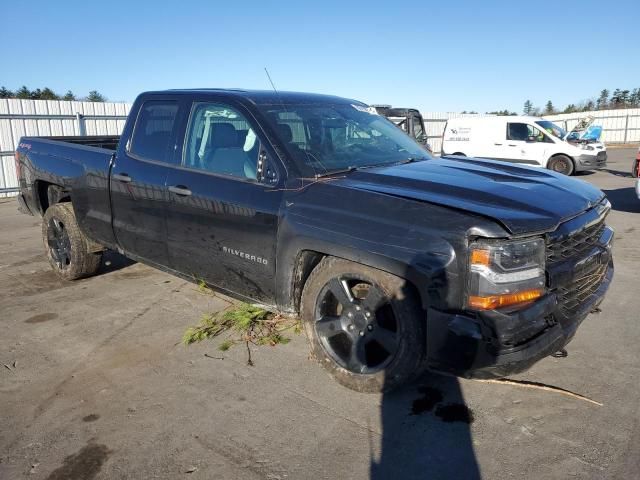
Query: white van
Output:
[[441, 116, 607, 175]]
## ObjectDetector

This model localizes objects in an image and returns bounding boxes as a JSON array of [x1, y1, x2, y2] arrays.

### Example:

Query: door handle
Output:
[[169, 185, 192, 196], [494, 143, 503, 146], [507, 144, 517, 147], [113, 173, 132, 183]]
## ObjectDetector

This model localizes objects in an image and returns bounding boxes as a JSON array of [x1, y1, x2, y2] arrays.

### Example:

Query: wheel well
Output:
[[291, 250, 326, 312], [36, 181, 70, 214], [291, 251, 426, 314]]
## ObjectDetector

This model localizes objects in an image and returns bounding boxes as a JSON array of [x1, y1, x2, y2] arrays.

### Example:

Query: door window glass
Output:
[[184, 103, 261, 180], [507, 122, 553, 143], [129, 101, 179, 163]]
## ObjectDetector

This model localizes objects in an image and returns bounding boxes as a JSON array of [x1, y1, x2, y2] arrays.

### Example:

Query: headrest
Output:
[[210, 123, 237, 148], [276, 123, 293, 143]]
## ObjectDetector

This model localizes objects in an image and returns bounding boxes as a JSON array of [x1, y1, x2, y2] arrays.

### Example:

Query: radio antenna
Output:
[[264, 67, 279, 95], [263, 67, 328, 176]]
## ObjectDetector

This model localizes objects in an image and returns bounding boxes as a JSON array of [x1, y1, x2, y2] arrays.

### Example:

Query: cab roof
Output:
[[143, 88, 363, 106]]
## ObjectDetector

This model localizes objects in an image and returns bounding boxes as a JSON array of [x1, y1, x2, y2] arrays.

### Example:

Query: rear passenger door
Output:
[[164, 101, 283, 304], [111, 98, 185, 267]]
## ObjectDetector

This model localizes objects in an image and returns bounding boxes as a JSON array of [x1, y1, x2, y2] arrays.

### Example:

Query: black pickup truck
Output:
[[15, 89, 614, 392]]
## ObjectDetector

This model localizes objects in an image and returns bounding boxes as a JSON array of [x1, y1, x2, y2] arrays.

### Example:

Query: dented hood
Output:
[[341, 156, 605, 235]]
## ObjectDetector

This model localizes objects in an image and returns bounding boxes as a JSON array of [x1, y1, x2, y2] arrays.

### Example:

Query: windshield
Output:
[[257, 103, 431, 175], [535, 120, 566, 140]]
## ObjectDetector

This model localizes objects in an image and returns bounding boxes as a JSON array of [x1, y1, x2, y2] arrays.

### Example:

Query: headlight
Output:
[[580, 144, 595, 151], [468, 237, 546, 310]]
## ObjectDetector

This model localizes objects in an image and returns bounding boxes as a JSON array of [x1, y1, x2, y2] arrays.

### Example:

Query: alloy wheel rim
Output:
[[47, 218, 72, 269], [314, 275, 399, 374]]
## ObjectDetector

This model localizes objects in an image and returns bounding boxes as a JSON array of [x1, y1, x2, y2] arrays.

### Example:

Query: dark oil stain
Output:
[[45, 441, 111, 480], [82, 414, 100, 422], [435, 403, 475, 424], [411, 386, 444, 415], [9, 270, 73, 298], [25, 312, 59, 324]]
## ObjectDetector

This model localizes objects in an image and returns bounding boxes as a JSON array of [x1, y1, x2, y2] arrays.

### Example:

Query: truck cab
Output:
[[371, 105, 431, 152], [15, 89, 614, 393]]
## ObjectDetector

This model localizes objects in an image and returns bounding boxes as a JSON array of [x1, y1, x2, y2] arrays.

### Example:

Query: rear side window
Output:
[[129, 101, 179, 163]]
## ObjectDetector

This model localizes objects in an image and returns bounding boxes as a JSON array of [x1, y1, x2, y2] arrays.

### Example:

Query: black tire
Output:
[[301, 257, 425, 393], [632, 160, 639, 178], [548, 155, 574, 176], [42, 203, 102, 280]]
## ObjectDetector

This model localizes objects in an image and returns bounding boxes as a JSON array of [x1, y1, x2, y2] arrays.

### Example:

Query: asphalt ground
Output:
[[1, 148, 638, 479]]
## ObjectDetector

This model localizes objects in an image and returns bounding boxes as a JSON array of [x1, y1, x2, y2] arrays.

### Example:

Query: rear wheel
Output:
[[548, 155, 574, 176], [42, 203, 102, 280], [301, 257, 425, 393]]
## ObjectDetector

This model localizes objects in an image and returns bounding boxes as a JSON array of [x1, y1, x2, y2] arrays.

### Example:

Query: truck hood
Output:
[[341, 156, 605, 235]]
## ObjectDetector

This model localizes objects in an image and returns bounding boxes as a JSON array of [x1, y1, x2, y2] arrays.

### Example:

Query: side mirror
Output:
[[257, 150, 279, 185]]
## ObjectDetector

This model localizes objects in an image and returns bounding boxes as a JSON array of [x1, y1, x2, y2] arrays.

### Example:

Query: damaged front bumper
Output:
[[426, 248, 613, 379]]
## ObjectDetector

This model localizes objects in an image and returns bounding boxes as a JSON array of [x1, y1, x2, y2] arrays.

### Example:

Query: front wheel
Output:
[[548, 155, 574, 176], [42, 203, 102, 280], [301, 257, 425, 393]]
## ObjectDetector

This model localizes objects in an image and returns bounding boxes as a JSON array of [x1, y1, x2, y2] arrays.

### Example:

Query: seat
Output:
[[204, 123, 256, 179]]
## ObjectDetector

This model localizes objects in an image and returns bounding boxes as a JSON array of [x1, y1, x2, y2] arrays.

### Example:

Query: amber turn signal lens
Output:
[[470, 248, 491, 266], [468, 289, 543, 310]]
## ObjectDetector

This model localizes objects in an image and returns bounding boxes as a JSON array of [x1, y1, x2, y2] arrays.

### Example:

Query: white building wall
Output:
[[0, 99, 131, 196]]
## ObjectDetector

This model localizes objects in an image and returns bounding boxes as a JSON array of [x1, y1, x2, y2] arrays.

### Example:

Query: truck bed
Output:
[[33, 135, 120, 150]]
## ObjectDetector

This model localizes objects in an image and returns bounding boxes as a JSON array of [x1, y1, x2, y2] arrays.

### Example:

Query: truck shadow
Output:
[[98, 250, 136, 274], [602, 187, 640, 213], [372, 372, 480, 479], [372, 260, 480, 479]]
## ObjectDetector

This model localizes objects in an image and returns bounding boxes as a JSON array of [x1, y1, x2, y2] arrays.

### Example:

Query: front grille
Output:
[[546, 219, 605, 264], [556, 264, 607, 319], [597, 151, 606, 161]]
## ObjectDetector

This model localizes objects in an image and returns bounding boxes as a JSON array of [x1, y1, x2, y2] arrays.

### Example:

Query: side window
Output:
[[184, 103, 276, 183], [527, 125, 554, 143], [129, 101, 179, 163], [507, 123, 553, 143], [507, 122, 529, 141]]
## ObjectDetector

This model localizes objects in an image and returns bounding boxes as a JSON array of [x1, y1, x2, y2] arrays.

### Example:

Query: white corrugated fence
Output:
[[0, 99, 131, 197], [1, 99, 639, 197]]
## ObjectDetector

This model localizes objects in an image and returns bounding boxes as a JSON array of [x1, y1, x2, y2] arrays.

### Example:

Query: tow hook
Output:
[[551, 349, 568, 358]]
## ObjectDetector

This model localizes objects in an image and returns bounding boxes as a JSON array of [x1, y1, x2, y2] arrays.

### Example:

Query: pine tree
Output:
[[40, 87, 59, 100], [523, 100, 533, 115], [620, 90, 630, 106], [0, 86, 13, 98], [611, 89, 622, 107], [544, 100, 554, 115], [597, 89, 609, 110], [86, 90, 106, 102], [62, 90, 76, 101], [16, 86, 31, 99]]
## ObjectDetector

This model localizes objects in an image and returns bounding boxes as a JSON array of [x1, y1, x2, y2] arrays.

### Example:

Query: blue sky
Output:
[[2, 0, 639, 113]]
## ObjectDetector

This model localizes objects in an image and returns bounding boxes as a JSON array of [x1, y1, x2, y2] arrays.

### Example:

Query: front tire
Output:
[[42, 203, 102, 280], [301, 257, 425, 393], [548, 155, 574, 176]]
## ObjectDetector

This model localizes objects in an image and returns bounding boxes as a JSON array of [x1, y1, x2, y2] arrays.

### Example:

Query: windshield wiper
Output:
[[355, 157, 429, 171], [314, 166, 357, 178], [314, 157, 428, 178]]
